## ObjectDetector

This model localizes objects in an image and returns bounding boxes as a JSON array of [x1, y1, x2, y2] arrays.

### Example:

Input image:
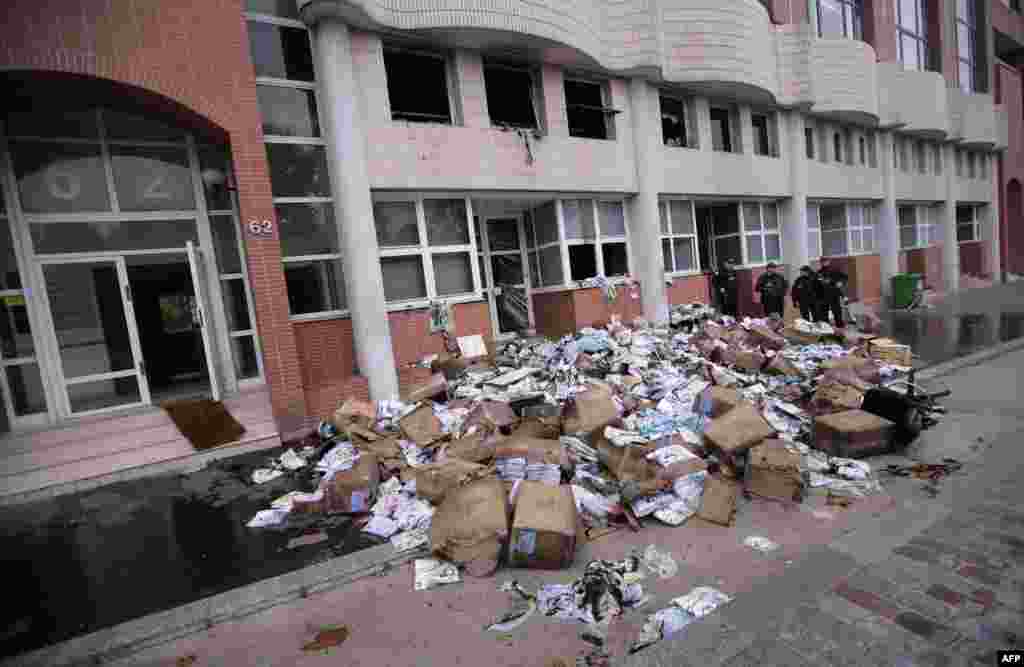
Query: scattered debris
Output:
[[414, 558, 461, 591], [301, 625, 350, 653], [286, 531, 329, 550], [743, 536, 780, 553]]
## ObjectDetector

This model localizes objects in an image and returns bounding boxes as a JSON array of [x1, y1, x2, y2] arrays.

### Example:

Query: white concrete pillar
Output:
[[626, 78, 669, 324], [879, 131, 901, 303], [311, 18, 400, 400], [782, 110, 809, 277], [983, 158, 1002, 280], [941, 144, 960, 292], [738, 106, 754, 155]]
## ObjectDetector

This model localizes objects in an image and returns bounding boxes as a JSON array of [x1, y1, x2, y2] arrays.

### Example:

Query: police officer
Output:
[[755, 262, 788, 318], [791, 265, 820, 322], [817, 258, 849, 327], [712, 260, 739, 317]]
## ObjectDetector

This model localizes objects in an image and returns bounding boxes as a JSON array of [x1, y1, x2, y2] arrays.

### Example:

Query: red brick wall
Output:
[[571, 286, 644, 329], [388, 301, 493, 367], [532, 291, 576, 339], [863, 0, 898, 62], [903, 246, 945, 290], [851, 254, 882, 304], [1, 0, 305, 425], [667, 274, 712, 305], [764, 0, 808, 24], [996, 63, 1024, 276], [959, 241, 986, 277]]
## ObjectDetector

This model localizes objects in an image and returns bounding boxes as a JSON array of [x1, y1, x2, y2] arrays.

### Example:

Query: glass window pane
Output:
[[384, 51, 452, 124], [524, 214, 536, 249], [210, 215, 242, 275], [562, 199, 595, 240], [850, 228, 863, 253], [959, 60, 974, 93], [285, 258, 345, 313], [819, 204, 847, 231], [484, 65, 538, 129], [659, 202, 670, 235], [901, 34, 922, 69], [110, 145, 195, 212], [491, 254, 524, 285], [0, 222, 21, 291], [662, 238, 674, 272], [6, 363, 46, 416], [374, 201, 419, 247], [68, 376, 141, 413], [534, 202, 560, 245], [863, 227, 875, 252], [807, 204, 820, 228], [743, 203, 762, 232], [900, 225, 918, 249], [197, 144, 234, 211], [1, 299, 34, 359], [746, 234, 764, 263], [539, 246, 564, 286], [257, 85, 320, 137], [424, 199, 469, 246], [711, 204, 740, 236], [381, 255, 427, 302], [818, 0, 844, 37], [598, 201, 626, 237], [957, 22, 973, 60], [569, 243, 597, 281], [5, 109, 100, 139], [247, 21, 314, 81], [714, 235, 743, 266], [822, 229, 847, 256], [899, 0, 919, 29], [222, 278, 252, 332], [660, 96, 687, 147], [277, 202, 337, 257], [245, 0, 300, 19], [31, 220, 198, 254], [528, 251, 541, 287], [433, 252, 474, 296], [232, 335, 261, 380], [765, 234, 782, 261], [763, 204, 779, 230], [848, 204, 864, 229], [10, 141, 111, 214], [808, 229, 821, 259], [487, 220, 520, 251], [265, 143, 330, 198], [673, 237, 695, 272], [602, 242, 629, 276], [102, 111, 186, 141], [670, 200, 694, 235]]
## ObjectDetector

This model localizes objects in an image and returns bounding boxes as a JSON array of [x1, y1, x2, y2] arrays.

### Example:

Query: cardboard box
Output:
[[733, 349, 766, 372], [430, 479, 510, 569], [749, 324, 787, 350], [332, 398, 377, 431], [820, 355, 881, 384], [697, 475, 738, 526], [745, 440, 805, 502], [508, 482, 579, 569], [495, 435, 565, 466], [867, 338, 912, 366], [414, 459, 493, 504], [442, 429, 499, 463], [317, 453, 380, 514], [464, 400, 520, 431], [561, 385, 619, 435], [781, 327, 821, 345], [703, 403, 776, 456], [814, 409, 896, 458], [400, 404, 445, 446], [764, 354, 803, 377], [814, 381, 865, 412], [405, 373, 448, 403], [693, 386, 743, 418]]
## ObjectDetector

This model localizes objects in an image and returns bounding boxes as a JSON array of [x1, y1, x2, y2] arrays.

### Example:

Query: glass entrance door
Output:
[[479, 218, 533, 336], [40, 258, 150, 415]]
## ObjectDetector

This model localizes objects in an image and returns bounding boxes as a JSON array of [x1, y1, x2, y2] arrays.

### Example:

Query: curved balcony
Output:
[[877, 63, 949, 137], [808, 37, 879, 124], [948, 89, 1006, 149]]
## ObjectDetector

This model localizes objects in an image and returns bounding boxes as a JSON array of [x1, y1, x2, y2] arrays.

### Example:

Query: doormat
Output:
[[162, 398, 246, 451]]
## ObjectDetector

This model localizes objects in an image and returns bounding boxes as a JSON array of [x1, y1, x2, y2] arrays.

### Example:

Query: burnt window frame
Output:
[[564, 75, 619, 141], [709, 105, 740, 153], [383, 45, 458, 125], [482, 60, 543, 131], [659, 94, 694, 148]]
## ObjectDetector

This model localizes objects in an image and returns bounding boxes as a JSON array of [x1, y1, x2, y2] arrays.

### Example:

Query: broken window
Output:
[[569, 243, 598, 281], [660, 96, 689, 147], [565, 78, 615, 140], [710, 107, 736, 153], [751, 113, 772, 156], [484, 63, 539, 129], [384, 48, 453, 124], [805, 124, 816, 159]]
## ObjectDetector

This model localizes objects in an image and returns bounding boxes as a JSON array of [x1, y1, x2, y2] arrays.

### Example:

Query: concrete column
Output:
[[311, 18, 399, 400], [941, 144, 960, 292], [626, 78, 669, 324], [694, 97, 712, 153], [782, 110, 810, 276], [983, 159, 1003, 280], [738, 106, 754, 155], [879, 131, 901, 303]]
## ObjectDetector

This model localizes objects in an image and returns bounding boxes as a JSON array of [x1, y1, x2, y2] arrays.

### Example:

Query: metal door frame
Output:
[[479, 216, 535, 338]]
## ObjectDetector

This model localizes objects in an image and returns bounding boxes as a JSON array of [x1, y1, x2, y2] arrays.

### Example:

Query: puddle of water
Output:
[[878, 312, 1024, 365], [0, 447, 382, 660]]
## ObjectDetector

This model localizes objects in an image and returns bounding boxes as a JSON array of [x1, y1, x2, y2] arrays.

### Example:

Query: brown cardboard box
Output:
[[400, 404, 445, 446], [442, 429, 499, 463], [693, 386, 742, 418], [820, 355, 881, 384], [464, 400, 519, 431], [354, 436, 402, 461], [317, 453, 380, 514], [430, 479, 510, 570], [814, 381, 865, 412], [764, 354, 803, 377], [697, 475, 738, 526], [404, 373, 448, 403], [332, 398, 377, 431], [414, 459, 494, 504], [561, 385, 619, 435], [867, 338, 912, 366], [703, 403, 776, 455], [508, 482, 578, 569], [745, 440, 805, 502], [814, 409, 896, 458], [495, 435, 565, 466], [733, 349, 767, 372], [781, 327, 821, 345], [749, 324, 787, 350]]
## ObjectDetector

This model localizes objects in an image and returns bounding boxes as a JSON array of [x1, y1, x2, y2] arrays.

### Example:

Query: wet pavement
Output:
[[877, 280, 1024, 365], [0, 446, 384, 660]]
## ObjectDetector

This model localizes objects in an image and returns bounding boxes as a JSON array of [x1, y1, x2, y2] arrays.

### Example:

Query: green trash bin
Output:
[[891, 273, 921, 308]]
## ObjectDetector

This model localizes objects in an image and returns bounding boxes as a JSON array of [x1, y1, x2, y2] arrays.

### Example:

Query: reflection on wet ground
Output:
[[0, 447, 384, 660], [879, 311, 1024, 365]]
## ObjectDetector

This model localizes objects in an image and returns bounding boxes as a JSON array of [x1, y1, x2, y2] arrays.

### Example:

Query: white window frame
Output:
[[527, 202, 564, 290], [809, 201, 878, 258], [558, 198, 631, 285], [658, 199, 701, 276], [564, 75, 619, 141], [896, 0, 929, 71], [807, 204, 822, 260], [750, 111, 777, 157], [898, 204, 941, 250], [956, 203, 981, 243], [956, 0, 978, 93], [739, 201, 782, 267], [374, 195, 481, 310]]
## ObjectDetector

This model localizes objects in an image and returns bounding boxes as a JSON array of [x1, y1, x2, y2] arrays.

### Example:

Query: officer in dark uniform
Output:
[[754, 262, 788, 318], [791, 265, 820, 322], [712, 260, 739, 317], [817, 258, 849, 327]]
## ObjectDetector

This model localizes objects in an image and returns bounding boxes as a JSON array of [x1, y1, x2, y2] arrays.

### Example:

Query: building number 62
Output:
[[248, 220, 274, 236]]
